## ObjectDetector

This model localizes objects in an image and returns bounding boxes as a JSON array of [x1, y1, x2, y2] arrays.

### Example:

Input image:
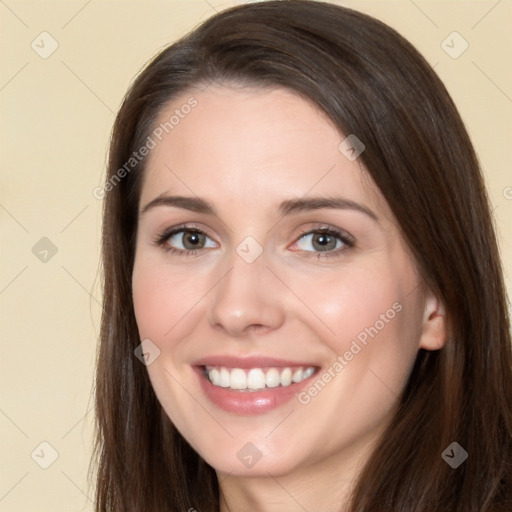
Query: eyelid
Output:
[[293, 223, 355, 243], [157, 223, 217, 243]]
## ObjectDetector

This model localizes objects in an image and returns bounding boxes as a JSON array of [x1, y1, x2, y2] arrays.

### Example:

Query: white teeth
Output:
[[280, 367, 292, 386], [302, 367, 314, 379], [208, 368, 220, 386], [219, 367, 230, 387], [230, 368, 247, 390], [247, 368, 266, 390], [265, 368, 281, 388], [292, 368, 303, 382], [205, 365, 316, 390]]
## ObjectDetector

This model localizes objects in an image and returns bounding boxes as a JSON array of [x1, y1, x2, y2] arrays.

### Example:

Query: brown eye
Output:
[[310, 233, 338, 251], [157, 228, 217, 254], [180, 231, 206, 250], [295, 228, 352, 254]]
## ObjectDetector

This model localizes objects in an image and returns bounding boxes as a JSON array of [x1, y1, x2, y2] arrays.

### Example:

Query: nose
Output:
[[207, 249, 286, 338]]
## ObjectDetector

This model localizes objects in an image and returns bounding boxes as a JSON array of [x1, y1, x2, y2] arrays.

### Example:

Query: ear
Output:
[[418, 290, 447, 351]]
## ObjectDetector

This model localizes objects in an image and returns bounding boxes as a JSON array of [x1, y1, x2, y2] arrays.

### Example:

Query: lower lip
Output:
[[195, 367, 316, 415]]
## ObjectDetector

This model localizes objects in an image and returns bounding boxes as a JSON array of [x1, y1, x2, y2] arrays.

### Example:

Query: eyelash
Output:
[[153, 224, 355, 259]]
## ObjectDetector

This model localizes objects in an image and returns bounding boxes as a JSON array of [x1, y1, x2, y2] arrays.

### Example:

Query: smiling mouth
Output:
[[202, 365, 317, 391]]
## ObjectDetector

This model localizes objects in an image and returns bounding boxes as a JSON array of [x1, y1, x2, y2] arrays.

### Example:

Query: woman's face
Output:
[[132, 84, 445, 478]]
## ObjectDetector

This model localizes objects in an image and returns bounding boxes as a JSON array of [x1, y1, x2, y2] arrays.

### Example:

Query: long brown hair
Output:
[[90, 1, 512, 510]]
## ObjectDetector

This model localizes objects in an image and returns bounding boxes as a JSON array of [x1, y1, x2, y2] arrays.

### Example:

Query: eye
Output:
[[292, 227, 354, 258], [154, 226, 217, 254], [154, 225, 354, 258]]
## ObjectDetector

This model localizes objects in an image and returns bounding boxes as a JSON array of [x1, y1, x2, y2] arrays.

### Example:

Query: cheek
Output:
[[288, 266, 421, 446], [131, 258, 211, 438], [291, 263, 410, 349], [290, 257, 422, 400], [131, 257, 207, 341], [132, 266, 170, 340]]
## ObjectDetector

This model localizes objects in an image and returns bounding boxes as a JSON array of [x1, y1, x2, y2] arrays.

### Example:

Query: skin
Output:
[[132, 84, 446, 512]]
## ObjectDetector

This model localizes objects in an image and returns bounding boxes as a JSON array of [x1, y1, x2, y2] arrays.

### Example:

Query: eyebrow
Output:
[[139, 194, 379, 222]]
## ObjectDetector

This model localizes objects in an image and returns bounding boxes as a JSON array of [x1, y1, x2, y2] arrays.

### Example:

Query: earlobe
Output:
[[418, 292, 447, 351]]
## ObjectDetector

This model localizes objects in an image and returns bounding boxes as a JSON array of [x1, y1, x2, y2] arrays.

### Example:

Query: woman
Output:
[[91, 1, 512, 510]]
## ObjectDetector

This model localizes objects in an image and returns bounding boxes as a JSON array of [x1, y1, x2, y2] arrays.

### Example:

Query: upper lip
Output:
[[192, 355, 319, 369]]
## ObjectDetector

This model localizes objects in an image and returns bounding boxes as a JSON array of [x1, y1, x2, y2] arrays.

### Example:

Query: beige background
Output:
[[0, 1, 510, 510]]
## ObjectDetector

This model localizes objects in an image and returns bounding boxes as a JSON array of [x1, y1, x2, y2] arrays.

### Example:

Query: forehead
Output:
[[139, 84, 388, 218]]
